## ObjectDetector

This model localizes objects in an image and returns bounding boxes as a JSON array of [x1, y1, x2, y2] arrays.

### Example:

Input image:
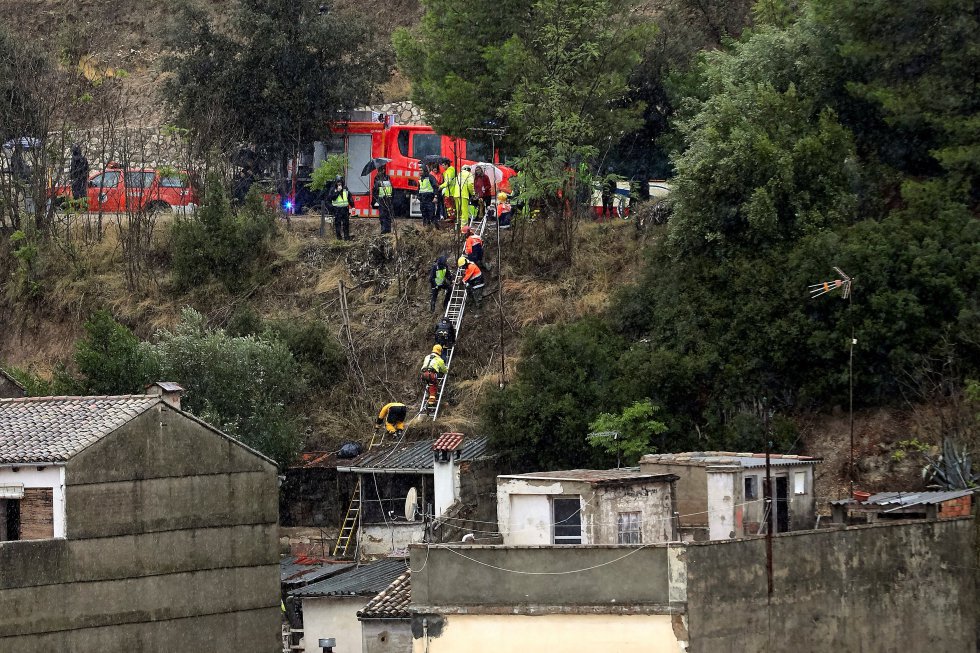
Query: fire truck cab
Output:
[[326, 114, 512, 219]]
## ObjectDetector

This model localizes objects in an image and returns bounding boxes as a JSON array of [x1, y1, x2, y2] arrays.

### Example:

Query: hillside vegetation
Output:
[[2, 0, 978, 500]]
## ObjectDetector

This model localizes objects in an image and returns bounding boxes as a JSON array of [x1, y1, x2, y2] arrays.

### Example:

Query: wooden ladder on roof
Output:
[[331, 428, 385, 558]]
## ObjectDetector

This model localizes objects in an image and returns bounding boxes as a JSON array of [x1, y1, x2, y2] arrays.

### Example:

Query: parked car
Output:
[[52, 165, 200, 213]]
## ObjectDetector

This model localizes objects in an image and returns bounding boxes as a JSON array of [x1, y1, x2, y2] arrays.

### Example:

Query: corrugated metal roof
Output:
[[0, 395, 160, 463], [338, 435, 490, 473], [642, 451, 821, 468], [280, 556, 355, 586], [358, 571, 411, 619], [499, 468, 678, 485], [290, 557, 408, 598], [866, 490, 973, 506]]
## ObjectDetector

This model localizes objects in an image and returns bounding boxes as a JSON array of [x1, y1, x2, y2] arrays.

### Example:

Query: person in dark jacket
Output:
[[69, 144, 90, 204], [429, 255, 451, 312], [434, 316, 456, 349], [473, 166, 493, 220], [327, 176, 354, 240], [418, 164, 439, 228]]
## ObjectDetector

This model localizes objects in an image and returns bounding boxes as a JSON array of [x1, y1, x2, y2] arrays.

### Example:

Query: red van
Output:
[[53, 165, 200, 213]]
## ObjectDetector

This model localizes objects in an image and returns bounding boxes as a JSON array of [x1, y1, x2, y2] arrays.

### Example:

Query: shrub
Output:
[[170, 177, 277, 292], [70, 310, 160, 395]]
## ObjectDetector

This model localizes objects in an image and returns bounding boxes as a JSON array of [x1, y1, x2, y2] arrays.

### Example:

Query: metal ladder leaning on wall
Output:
[[419, 209, 491, 421], [332, 427, 386, 557]]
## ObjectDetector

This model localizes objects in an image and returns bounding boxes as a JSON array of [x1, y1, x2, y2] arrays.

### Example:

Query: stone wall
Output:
[[363, 101, 426, 125], [52, 127, 193, 174], [0, 404, 281, 652]]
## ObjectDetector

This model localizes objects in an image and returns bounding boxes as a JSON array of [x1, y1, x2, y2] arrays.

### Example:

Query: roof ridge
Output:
[[0, 394, 160, 404]]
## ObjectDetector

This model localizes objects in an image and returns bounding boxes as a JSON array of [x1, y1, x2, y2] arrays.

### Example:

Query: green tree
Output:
[[150, 308, 306, 467], [170, 176, 277, 292], [481, 318, 623, 470], [70, 310, 161, 395], [588, 400, 668, 466], [164, 0, 389, 158]]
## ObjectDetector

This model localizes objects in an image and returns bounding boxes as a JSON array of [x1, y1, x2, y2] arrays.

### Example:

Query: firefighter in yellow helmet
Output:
[[420, 344, 448, 409]]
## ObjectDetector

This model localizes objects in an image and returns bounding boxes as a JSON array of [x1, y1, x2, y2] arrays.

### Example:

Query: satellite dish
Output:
[[405, 487, 418, 521]]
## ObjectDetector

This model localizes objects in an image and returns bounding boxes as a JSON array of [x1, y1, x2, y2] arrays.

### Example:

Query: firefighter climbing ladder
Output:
[[420, 210, 491, 421], [331, 427, 387, 557]]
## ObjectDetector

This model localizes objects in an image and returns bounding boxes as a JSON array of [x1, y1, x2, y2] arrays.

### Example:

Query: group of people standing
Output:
[[324, 160, 514, 240]]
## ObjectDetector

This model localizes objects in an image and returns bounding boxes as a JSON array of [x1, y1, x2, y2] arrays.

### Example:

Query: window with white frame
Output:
[[794, 471, 807, 495], [617, 511, 642, 544]]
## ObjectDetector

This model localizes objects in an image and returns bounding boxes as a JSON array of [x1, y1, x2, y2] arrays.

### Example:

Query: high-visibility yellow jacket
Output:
[[421, 353, 447, 375]]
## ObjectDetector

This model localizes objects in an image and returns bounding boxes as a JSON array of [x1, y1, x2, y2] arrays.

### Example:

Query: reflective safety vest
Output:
[[421, 353, 447, 374], [331, 190, 349, 207], [419, 176, 434, 194], [434, 266, 447, 286], [377, 179, 393, 197]]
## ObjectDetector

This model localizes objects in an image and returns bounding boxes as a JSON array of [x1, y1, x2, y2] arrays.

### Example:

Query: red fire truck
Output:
[[326, 114, 514, 219]]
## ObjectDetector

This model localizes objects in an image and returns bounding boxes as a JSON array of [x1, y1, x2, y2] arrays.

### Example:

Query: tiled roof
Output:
[[432, 432, 464, 452], [337, 435, 491, 473], [358, 570, 411, 619], [290, 557, 407, 598], [148, 381, 184, 393], [499, 468, 678, 485], [0, 395, 160, 463], [641, 451, 821, 468]]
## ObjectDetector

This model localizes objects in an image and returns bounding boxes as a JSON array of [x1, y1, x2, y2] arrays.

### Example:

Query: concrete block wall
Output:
[[0, 404, 281, 652], [684, 518, 976, 652]]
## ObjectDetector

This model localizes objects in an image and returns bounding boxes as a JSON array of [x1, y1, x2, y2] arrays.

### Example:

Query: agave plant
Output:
[[923, 438, 980, 490]]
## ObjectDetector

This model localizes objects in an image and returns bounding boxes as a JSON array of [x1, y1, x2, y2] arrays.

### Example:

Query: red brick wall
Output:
[[20, 488, 54, 539], [939, 496, 973, 519]]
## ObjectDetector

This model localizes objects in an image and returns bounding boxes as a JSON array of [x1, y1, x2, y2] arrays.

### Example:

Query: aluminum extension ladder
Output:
[[331, 427, 386, 557], [419, 210, 492, 421]]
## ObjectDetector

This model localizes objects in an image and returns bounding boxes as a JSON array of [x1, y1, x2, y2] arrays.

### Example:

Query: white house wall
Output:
[[496, 479, 570, 546], [361, 522, 425, 557], [0, 464, 66, 538], [302, 596, 366, 653], [411, 614, 684, 653]]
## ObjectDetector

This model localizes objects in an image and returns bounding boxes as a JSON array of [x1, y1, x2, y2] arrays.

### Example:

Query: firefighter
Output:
[[374, 166, 394, 234], [418, 164, 439, 228], [429, 255, 451, 313], [458, 256, 485, 308], [456, 165, 476, 232], [375, 401, 408, 434], [463, 227, 483, 265], [328, 177, 354, 240], [439, 161, 457, 223], [496, 191, 512, 229], [420, 344, 448, 409], [434, 316, 456, 350]]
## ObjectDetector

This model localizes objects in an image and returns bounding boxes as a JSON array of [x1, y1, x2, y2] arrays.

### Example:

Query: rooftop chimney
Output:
[[146, 382, 185, 410], [432, 433, 464, 517]]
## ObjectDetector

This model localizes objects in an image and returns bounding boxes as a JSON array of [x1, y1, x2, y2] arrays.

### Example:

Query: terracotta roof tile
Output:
[[358, 570, 411, 619], [0, 395, 160, 463], [432, 432, 464, 452]]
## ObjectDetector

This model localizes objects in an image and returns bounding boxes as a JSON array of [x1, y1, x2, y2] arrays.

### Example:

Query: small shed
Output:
[[831, 490, 974, 524], [496, 469, 679, 546]]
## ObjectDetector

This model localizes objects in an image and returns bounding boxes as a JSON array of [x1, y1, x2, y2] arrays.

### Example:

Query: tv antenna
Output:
[[588, 430, 623, 468], [809, 266, 857, 497]]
